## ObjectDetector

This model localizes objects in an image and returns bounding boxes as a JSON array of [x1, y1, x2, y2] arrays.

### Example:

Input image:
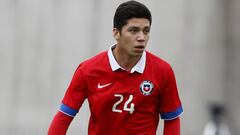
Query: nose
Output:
[[137, 32, 146, 42]]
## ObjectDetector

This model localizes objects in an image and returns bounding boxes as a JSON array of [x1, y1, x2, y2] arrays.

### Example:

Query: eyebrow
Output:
[[128, 26, 150, 29], [128, 26, 140, 30]]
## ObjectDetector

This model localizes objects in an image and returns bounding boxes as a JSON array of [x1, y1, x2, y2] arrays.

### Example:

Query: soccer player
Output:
[[48, 1, 183, 135]]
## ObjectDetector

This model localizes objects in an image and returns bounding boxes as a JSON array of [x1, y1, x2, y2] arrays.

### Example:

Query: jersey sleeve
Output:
[[59, 64, 88, 117], [159, 65, 183, 120]]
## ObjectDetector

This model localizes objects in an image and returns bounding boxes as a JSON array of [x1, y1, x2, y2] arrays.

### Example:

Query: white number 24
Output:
[[112, 94, 135, 114]]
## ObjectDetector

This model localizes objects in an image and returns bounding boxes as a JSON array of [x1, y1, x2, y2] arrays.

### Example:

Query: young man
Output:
[[48, 1, 183, 135]]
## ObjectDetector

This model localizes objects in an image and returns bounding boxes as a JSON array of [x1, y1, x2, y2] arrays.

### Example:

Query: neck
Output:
[[112, 46, 141, 71]]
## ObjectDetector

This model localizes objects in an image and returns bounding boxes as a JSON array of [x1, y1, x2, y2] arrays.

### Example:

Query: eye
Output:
[[143, 28, 150, 34], [130, 29, 138, 33], [128, 27, 139, 34]]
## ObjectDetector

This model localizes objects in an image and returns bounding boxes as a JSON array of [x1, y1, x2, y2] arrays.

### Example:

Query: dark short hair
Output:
[[113, 0, 152, 31]]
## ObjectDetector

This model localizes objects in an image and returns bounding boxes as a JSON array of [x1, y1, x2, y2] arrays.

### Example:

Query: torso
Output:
[[80, 51, 170, 135]]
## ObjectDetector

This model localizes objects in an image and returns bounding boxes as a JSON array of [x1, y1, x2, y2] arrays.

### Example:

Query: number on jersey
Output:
[[112, 94, 135, 114]]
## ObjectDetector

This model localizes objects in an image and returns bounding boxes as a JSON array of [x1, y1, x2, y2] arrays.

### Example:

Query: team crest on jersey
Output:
[[140, 80, 154, 96]]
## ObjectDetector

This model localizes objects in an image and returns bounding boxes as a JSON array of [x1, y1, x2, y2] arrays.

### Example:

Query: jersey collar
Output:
[[107, 45, 146, 74]]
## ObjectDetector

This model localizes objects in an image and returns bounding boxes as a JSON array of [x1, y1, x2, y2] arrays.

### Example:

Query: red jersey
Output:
[[60, 47, 183, 135]]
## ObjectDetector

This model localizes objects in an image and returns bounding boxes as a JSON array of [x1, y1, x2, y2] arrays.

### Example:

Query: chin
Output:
[[132, 52, 143, 57]]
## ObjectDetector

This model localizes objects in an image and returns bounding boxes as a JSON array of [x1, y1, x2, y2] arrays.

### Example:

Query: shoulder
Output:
[[82, 51, 108, 66], [145, 51, 177, 81], [76, 51, 109, 71], [145, 51, 177, 87], [146, 51, 172, 71]]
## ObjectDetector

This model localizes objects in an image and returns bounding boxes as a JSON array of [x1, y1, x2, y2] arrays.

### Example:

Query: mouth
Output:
[[134, 45, 145, 49], [134, 45, 145, 52]]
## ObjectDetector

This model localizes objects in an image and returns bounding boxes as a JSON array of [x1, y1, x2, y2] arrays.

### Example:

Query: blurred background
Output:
[[0, 0, 239, 134]]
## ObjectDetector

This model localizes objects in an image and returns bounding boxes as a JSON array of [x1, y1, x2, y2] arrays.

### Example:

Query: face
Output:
[[113, 18, 151, 57]]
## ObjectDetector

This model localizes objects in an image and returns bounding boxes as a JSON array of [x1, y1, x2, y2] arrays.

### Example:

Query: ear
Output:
[[113, 28, 120, 41]]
